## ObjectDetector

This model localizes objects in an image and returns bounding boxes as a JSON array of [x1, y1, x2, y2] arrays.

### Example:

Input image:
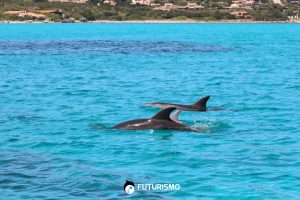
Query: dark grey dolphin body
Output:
[[113, 107, 200, 132], [144, 96, 211, 111]]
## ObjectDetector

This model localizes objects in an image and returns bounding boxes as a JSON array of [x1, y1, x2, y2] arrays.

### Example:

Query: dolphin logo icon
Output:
[[124, 180, 135, 194]]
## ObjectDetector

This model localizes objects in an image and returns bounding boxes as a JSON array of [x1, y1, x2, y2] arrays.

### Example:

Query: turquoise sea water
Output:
[[0, 23, 300, 199]]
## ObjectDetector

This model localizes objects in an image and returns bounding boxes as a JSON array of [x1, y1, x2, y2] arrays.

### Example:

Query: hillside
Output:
[[0, 0, 299, 21]]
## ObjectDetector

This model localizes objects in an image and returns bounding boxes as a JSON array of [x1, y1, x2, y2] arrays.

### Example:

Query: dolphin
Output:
[[170, 110, 181, 123], [144, 96, 211, 111], [113, 107, 200, 132], [170, 110, 209, 132]]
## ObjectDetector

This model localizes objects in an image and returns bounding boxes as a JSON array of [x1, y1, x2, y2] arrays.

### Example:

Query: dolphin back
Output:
[[193, 96, 210, 109]]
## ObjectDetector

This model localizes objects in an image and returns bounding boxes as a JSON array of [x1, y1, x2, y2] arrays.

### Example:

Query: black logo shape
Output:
[[124, 180, 135, 194]]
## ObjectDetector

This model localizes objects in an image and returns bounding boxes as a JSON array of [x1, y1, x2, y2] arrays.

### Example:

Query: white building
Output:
[[272, 0, 283, 4], [186, 2, 204, 9], [104, 0, 116, 6], [131, 0, 151, 6]]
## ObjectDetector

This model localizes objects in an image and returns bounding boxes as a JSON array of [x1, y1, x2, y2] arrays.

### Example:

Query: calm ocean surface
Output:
[[0, 23, 300, 199]]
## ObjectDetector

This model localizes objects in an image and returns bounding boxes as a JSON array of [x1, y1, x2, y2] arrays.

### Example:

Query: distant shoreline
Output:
[[1, 20, 300, 24]]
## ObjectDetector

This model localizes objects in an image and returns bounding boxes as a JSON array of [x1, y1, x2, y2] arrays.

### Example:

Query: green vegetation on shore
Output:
[[0, 0, 299, 22]]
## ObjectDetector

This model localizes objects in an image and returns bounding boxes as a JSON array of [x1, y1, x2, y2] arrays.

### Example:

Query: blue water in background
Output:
[[0, 23, 300, 199]]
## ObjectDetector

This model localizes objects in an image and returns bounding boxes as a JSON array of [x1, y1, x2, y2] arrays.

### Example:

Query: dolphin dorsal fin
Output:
[[193, 96, 210, 108], [151, 107, 176, 121], [170, 110, 181, 122]]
